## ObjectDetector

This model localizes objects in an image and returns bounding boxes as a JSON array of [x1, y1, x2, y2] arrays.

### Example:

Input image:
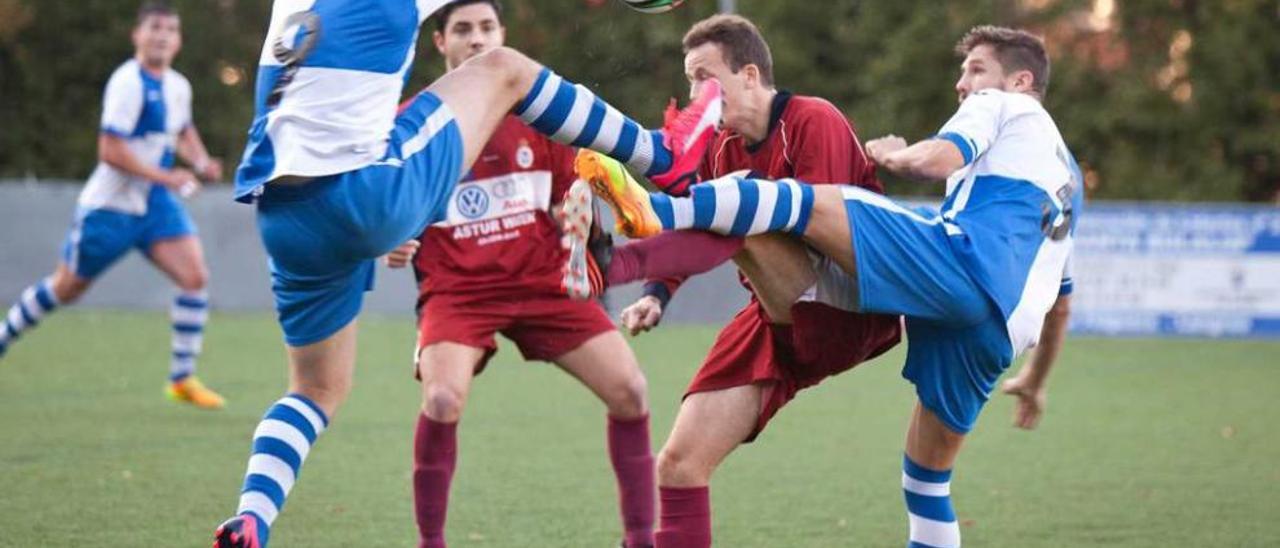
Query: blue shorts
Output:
[[256, 91, 463, 347], [62, 184, 197, 279], [841, 186, 1013, 434]]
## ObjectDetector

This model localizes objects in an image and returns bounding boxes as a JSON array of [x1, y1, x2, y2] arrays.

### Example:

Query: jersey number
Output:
[[1043, 147, 1078, 242], [266, 11, 321, 108]]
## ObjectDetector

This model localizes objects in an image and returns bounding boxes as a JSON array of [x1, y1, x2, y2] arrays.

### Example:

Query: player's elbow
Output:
[[1046, 295, 1071, 324], [97, 135, 124, 166]]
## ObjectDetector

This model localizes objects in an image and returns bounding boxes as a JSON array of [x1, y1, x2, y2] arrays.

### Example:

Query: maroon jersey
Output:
[[700, 92, 880, 189], [654, 92, 881, 296], [413, 115, 577, 303]]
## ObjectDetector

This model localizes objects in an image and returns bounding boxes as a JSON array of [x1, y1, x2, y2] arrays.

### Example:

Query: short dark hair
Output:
[[435, 0, 503, 33], [956, 25, 1050, 95], [136, 1, 177, 26], [682, 14, 774, 87]]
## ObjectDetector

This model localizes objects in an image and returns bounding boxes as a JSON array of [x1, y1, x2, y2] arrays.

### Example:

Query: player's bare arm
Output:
[[177, 125, 223, 181], [384, 240, 421, 269], [1001, 293, 1071, 430], [98, 133, 196, 191], [866, 135, 966, 181]]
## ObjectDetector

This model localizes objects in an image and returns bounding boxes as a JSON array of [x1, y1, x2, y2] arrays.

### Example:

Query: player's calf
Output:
[[0, 277, 60, 360], [216, 393, 331, 548], [902, 455, 960, 548]]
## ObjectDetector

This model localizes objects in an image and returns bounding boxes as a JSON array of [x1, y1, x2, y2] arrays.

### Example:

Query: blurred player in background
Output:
[[214, 0, 722, 545], [587, 25, 1078, 547], [381, 2, 654, 546], [562, 15, 901, 546], [0, 1, 225, 409]]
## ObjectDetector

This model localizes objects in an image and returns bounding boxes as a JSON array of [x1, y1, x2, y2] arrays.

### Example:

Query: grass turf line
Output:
[[0, 311, 1278, 547]]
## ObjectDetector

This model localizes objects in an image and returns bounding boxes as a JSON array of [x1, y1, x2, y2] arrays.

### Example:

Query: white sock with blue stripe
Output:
[[170, 290, 207, 382], [0, 278, 60, 357], [649, 176, 816, 237], [236, 393, 330, 546], [903, 455, 960, 548], [515, 68, 671, 177]]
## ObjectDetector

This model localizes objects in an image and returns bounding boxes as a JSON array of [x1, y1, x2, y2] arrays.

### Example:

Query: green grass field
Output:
[[1, 311, 1278, 547]]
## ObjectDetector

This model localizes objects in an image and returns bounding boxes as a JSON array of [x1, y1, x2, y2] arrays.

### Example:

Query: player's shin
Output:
[[650, 177, 815, 237], [169, 290, 207, 382], [608, 415, 656, 547], [654, 486, 711, 548], [414, 414, 458, 548], [0, 278, 59, 358], [515, 68, 671, 177], [902, 455, 960, 548], [514, 69, 720, 193], [228, 394, 331, 547]]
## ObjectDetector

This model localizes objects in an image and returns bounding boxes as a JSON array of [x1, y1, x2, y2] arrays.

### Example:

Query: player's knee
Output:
[[50, 271, 89, 304], [176, 267, 209, 293], [466, 46, 536, 90], [656, 446, 710, 486], [422, 382, 467, 422], [604, 372, 649, 419]]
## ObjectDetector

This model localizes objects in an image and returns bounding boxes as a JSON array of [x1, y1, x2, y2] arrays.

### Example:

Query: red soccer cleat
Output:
[[213, 515, 262, 548], [648, 79, 722, 196]]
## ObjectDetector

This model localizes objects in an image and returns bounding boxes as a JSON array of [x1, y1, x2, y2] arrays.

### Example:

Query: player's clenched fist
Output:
[[620, 295, 664, 336], [384, 240, 421, 269], [865, 135, 908, 165]]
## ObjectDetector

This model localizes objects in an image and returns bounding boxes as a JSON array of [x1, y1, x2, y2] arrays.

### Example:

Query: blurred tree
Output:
[[0, 0, 1276, 202]]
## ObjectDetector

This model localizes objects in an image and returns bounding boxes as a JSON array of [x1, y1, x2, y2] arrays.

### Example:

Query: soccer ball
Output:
[[617, 0, 686, 14]]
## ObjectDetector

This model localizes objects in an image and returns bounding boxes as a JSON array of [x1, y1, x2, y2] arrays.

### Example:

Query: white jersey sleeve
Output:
[[100, 66, 144, 137], [935, 90, 1006, 166], [1059, 252, 1074, 296]]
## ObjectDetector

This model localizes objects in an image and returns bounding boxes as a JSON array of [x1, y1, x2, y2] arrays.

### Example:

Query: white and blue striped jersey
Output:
[[80, 59, 192, 215], [234, 0, 452, 202], [935, 89, 1082, 353]]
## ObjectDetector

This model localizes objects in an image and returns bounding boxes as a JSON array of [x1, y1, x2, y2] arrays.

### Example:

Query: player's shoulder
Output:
[[781, 94, 854, 138], [105, 59, 143, 88], [783, 95, 848, 124], [165, 67, 193, 91]]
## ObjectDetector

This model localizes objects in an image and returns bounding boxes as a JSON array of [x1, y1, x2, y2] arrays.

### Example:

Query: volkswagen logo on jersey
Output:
[[457, 185, 490, 220], [516, 141, 535, 169]]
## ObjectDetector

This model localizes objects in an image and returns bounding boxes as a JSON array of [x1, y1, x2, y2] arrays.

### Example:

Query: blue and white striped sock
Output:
[[649, 176, 815, 237], [515, 68, 671, 177], [902, 455, 960, 548], [0, 278, 60, 357], [170, 290, 208, 382], [236, 394, 330, 546]]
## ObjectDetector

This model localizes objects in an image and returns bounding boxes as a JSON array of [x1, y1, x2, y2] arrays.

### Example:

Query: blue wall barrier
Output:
[[1071, 203, 1280, 337]]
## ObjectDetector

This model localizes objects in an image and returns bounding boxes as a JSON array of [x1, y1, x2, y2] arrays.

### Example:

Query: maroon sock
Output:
[[655, 486, 711, 548], [608, 414, 656, 547], [414, 415, 457, 548], [606, 231, 744, 287]]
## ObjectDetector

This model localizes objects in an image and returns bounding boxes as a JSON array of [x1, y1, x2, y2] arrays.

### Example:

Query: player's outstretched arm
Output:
[[99, 133, 196, 193], [1001, 294, 1071, 430], [865, 135, 966, 182], [177, 125, 223, 181]]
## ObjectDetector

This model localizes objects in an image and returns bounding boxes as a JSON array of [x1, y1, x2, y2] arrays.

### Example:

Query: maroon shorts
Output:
[[417, 291, 617, 373], [685, 300, 902, 441]]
